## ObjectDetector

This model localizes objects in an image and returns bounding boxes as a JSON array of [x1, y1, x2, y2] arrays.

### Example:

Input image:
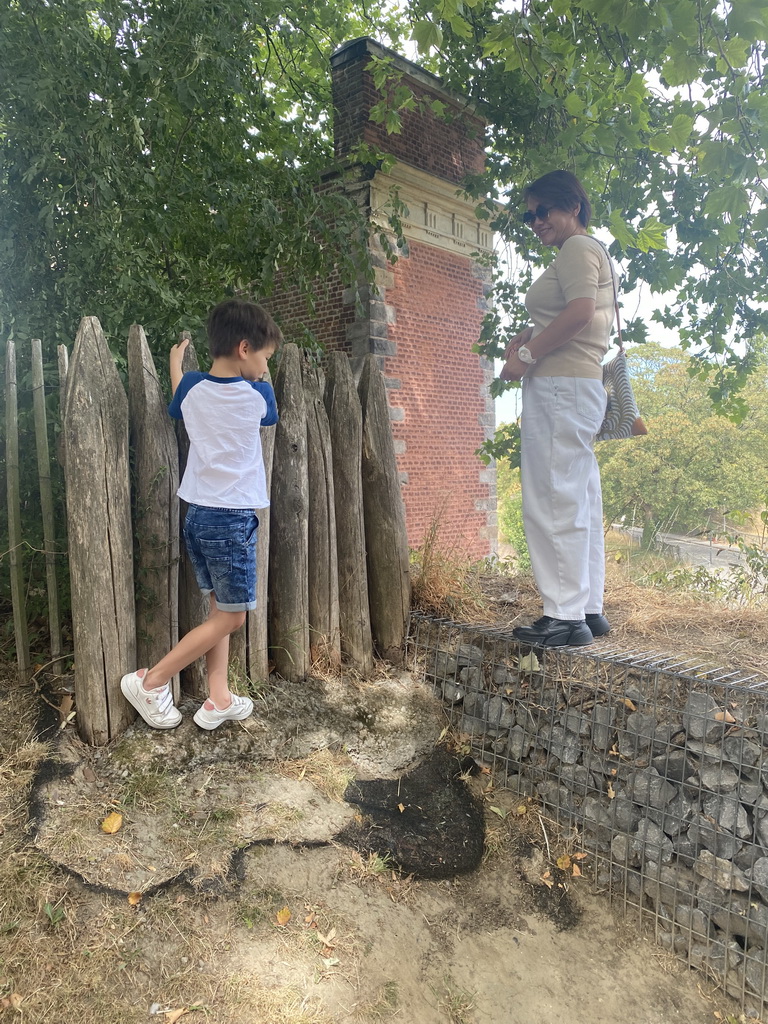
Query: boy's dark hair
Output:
[[523, 170, 592, 227], [207, 299, 283, 358]]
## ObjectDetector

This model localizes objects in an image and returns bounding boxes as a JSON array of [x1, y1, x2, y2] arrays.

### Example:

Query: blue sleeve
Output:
[[253, 381, 279, 426], [168, 371, 206, 419]]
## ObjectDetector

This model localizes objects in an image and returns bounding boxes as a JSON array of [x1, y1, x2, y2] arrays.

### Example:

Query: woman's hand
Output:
[[499, 352, 528, 382], [503, 326, 533, 361]]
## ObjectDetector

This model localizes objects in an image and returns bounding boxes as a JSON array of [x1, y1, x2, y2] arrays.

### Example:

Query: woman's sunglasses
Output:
[[522, 204, 554, 226]]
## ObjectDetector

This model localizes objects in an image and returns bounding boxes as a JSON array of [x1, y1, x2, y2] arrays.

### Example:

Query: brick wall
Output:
[[384, 240, 494, 557]]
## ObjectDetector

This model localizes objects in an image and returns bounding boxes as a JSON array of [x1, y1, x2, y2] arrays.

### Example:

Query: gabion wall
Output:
[[409, 612, 768, 1017]]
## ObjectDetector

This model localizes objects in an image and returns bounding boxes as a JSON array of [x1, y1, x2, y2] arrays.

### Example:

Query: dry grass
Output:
[[411, 516, 489, 621], [276, 749, 356, 803]]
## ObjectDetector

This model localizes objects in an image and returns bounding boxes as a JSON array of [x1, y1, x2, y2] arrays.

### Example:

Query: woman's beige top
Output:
[[525, 234, 616, 379]]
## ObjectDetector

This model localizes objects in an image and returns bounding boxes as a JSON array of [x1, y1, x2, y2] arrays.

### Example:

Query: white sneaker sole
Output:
[[120, 673, 182, 730]]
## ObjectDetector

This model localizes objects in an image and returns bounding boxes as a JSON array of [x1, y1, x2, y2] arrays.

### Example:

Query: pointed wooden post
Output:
[[247, 388, 276, 684], [303, 361, 340, 668], [127, 325, 180, 700], [5, 339, 30, 680], [324, 352, 373, 676], [358, 355, 411, 661], [62, 317, 135, 744], [269, 344, 309, 682], [30, 339, 63, 674], [174, 335, 208, 699]]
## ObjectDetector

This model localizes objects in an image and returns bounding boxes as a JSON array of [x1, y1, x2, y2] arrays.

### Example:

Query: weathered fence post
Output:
[[324, 352, 373, 676], [269, 344, 309, 682], [247, 389, 275, 684], [175, 335, 208, 699], [62, 317, 135, 744], [4, 339, 30, 680], [127, 325, 180, 700], [358, 355, 411, 661], [31, 339, 63, 674], [303, 361, 341, 668]]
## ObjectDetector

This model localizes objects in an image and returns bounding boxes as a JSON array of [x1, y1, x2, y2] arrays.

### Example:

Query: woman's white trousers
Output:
[[520, 375, 607, 619]]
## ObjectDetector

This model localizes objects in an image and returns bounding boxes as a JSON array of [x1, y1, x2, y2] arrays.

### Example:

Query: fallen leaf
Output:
[[518, 652, 540, 674], [623, 698, 637, 711], [540, 872, 554, 889], [489, 806, 506, 818], [516, 804, 527, 816], [320, 957, 340, 968], [82, 765, 97, 782], [572, 852, 588, 861], [397, 803, 405, 813], [607, 781, 616, 799], [0, 993, 23, 1010], [166, 1011, 188, 1024], [316, 926, 336, 948], [304, 911, 317, 926], [572, 863, 582, 877], [57, 693, 73, 724], [127, 892, 142, 906], [556, 854, 571, 871], [275, 906, 291, 926], [101, 812, 123, 834], [714, 710, 736, 723]]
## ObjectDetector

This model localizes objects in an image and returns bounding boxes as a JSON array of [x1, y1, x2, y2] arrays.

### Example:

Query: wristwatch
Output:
[[517, 345, 537, 364]]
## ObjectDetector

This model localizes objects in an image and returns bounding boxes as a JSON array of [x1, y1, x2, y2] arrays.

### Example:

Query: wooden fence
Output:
[[4, 317, 410, 745]]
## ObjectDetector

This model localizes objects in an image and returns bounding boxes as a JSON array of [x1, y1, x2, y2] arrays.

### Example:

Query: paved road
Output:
[[617, 526, 745, 569]]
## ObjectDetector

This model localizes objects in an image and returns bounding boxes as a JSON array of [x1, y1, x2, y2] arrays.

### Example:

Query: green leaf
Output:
[[564, 91, 584, 117], [608, 211, 637, 249], [411, 20, 443, 54], [635, 216, 669, 252]]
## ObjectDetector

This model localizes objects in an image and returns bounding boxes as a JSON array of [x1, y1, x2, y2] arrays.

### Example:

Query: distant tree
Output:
[[597, 343, 768, 542]]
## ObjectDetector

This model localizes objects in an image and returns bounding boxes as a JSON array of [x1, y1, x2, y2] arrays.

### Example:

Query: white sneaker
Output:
[[193, 693, 253, 731], [120, 671, 182, 729]]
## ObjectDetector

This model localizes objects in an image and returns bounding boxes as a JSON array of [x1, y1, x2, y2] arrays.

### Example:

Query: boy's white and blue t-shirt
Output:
[[168, 373, 278, 509]]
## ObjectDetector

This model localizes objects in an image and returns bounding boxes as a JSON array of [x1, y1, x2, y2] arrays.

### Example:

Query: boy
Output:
[[121, 298, 280, 730]]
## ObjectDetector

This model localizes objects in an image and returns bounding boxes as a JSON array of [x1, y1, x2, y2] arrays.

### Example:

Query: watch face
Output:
[[518, 346, 534, 363]]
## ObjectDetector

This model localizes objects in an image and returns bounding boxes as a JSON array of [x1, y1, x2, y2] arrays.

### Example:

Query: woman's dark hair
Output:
[[207, 298, 283, 358], [523, 170, 592, 227]]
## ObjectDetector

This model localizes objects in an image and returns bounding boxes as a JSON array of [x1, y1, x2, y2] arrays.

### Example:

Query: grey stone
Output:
[[459, 665, 483, 691], [699, 765, 741, 794], [459, 714, 487, 738], [711, 894, 768, 946], [610, 795, 640, 833], [462, 690, 486, 718], [755, 713, 768, 745], [507, 725, 532, 763], [455, 644, 484, 667], [582, 796, 615, 844], [651, 723, 684, 757], [624, 712, 659, 752], [558, 764, 596, 796], [643, 863, 694, 908], [536, 781, 574, 819], [624, 686, 645, 706], [695, 877, 730, 916], [687, 812, 743, 860], [646, 790, 694, 837], [631, 818, 674, 864], [672, 835, 699, 867], [543, 725, 581, 765], [739, 781, 764, 809], [687, 938, 742, 978], [723, 732, 762, 770], [703, 793, 751, 839], [611, 833, 635, 865], [591, 705, 616, 752], [560, 709, 591, 737], [440, 680, 464, 703], [747, 857, 768, 901], [628, 767, 676, 809], [674, 903, 711, 940], [694, 849, 750, 891], [492, 665, 518, 689], [432, 651, 459, 679], [505, 773, 536, 798], [486, 695, 515, 732], [683, 691, 725, 743], [743, 947, 768, 997], [651, 751, 695, 784], [734, 844, 766, 873]]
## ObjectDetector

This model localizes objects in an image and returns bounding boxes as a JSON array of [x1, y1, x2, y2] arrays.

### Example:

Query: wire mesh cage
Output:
[[408, 611, 768, 1016]]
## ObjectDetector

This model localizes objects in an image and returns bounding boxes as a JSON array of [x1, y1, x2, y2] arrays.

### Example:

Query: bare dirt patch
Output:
[[0, 651, 742, 1024]]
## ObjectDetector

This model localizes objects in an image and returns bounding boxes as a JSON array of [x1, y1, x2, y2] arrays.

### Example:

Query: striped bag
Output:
[[595, 248, 647, 442]]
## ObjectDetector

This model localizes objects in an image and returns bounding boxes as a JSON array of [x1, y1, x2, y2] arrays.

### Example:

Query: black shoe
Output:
[[585, 613, 611, 637], [513, 615, 594, 647]]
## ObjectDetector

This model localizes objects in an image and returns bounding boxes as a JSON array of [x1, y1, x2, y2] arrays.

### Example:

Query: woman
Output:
[[500, 170, 613, 647]]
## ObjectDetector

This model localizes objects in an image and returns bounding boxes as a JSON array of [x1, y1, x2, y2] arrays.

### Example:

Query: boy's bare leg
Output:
[[141, 603, 246, 690], [204, 595, 234, 709]]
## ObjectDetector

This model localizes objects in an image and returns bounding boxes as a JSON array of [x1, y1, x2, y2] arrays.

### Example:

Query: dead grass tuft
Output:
[[411, 516, 488, 621], [276, 749, 356, 803]]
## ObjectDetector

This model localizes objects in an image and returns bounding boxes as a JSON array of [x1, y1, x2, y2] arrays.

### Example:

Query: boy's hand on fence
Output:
[[170, 338, 190, 394]]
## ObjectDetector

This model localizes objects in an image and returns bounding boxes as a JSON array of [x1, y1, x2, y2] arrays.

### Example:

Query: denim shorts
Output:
[[183, 505, 259, 612]]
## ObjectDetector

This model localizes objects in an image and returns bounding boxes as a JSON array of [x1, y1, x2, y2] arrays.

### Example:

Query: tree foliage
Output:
[[404, 0, 768, 417], [596, 343, 768, 538], [0, 0, 407, 359]]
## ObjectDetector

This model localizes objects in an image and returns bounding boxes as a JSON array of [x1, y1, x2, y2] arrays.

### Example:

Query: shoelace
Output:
[[154, 685, 173, 713]]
